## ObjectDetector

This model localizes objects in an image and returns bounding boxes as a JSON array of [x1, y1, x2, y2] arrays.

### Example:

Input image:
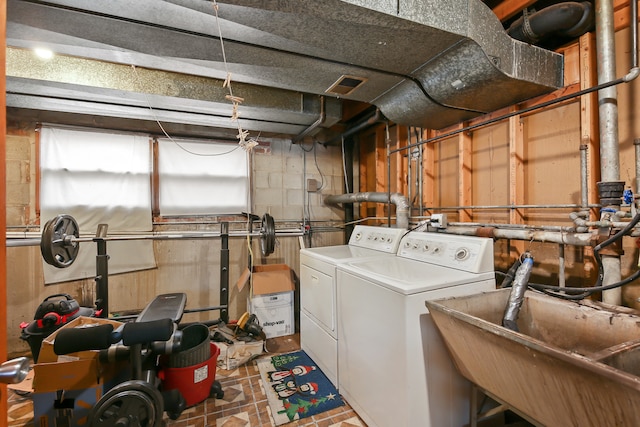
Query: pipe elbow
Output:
[[569, 210, 589, 227], [624, 67, 640, 82]]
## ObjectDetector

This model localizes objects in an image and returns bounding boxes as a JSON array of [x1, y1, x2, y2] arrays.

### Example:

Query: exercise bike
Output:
[[54, 292, 223, 427]]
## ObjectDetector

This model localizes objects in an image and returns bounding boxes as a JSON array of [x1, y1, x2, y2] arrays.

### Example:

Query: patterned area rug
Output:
[[257, 350, 345, 425]]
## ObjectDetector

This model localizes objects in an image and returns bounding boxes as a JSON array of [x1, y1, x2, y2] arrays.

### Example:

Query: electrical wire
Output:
[[341, 136, 350, 193], [131, 65, 241, 157]]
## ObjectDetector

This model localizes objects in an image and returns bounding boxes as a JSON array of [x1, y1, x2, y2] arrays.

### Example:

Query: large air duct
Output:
[[6, 0, 564, 132]]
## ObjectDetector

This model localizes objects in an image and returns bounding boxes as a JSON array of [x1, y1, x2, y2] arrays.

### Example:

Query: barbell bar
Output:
[[7, 213, 294, 267]]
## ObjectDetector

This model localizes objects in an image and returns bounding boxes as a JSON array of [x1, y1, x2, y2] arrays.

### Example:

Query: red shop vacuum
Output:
[[19, 293, 96, 362], [159, 323, 224, 406]]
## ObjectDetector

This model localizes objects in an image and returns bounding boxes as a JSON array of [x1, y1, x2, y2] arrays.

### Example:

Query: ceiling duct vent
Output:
[[5, 0, 565, 131], [326, 75, 367, 96]]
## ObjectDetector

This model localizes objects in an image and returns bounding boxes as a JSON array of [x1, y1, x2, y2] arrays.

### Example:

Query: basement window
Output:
[[156, 138, 250, 216], [39, 126, 156, 284]]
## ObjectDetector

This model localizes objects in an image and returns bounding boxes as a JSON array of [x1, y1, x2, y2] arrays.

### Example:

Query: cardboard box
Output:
[[33, 357, 129, 427], [38, 316, 123, 363], [33, 316, 128, 427], [248, 264, 295, 339]]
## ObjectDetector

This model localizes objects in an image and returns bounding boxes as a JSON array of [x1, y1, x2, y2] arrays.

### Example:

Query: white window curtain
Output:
[[157, 138, 250, 216], [40, 126, 156, 284]]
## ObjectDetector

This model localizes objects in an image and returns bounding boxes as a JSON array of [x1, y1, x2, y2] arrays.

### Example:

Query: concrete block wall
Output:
[[253, 137, 346, 225], [6, 123, 37, 226]]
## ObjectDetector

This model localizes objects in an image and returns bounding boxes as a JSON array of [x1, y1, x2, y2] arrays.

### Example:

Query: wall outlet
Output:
[[430, 213, 448, 228], [307, 178, 318, 192]]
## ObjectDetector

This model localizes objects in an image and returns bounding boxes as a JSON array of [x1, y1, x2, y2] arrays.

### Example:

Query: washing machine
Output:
[[299, 225, 405, 387], [336, 231, 496, 427]]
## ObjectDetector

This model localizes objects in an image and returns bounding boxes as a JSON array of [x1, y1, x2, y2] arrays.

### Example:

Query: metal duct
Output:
[[324, 192, 410, 230], [508, 2, 594, 45], [6, 0, 564, 132]]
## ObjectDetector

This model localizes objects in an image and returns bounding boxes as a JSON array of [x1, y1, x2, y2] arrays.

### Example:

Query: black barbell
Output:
[[37, 213, 282, 268]]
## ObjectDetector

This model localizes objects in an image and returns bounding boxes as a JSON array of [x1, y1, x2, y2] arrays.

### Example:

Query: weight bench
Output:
[[53, 293, 193, 426]]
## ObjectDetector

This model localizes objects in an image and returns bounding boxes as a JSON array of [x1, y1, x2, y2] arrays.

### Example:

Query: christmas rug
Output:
[[257, 350, 345, 425]]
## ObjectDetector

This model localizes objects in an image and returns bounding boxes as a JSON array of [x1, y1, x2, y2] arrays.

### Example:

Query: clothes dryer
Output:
[[299, 225, 405, 387], [336, 231, 496, 427]]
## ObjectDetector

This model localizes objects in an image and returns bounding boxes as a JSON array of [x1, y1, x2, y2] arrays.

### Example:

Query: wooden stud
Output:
[[375, 125, 387, 221], [396, 125, 409, 198], [613, 0, 640, 31], [491, 0, 538, 22], [509, 109, 526, 257], [579, 32, 599, 280], [458, 123, 473, 222], [423, 129, 436, 212]]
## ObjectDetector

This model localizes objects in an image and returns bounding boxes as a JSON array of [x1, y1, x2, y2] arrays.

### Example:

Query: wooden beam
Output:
[[358, 131, 368, 220], [396, 125, 408, 198], [422, 129, 436, 211], [613, 0, 639, 31], [491, 0, 536, 22], [579, 32, 600, 216], [458, 124, 472, 222], [579, 32, 599, 280], [375, 125, 387, 221], [509, 109, 526, 257]]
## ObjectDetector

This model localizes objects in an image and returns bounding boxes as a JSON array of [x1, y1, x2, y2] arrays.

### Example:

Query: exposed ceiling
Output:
[[5, 0, 564, 142]]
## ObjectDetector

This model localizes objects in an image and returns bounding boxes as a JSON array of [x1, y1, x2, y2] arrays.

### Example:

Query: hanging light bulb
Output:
[[34, 47, 54, 60]]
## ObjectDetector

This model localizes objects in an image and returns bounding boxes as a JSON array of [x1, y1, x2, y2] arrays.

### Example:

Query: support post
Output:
[[94, 238, 109, 318], [219, 222, 229, 323]]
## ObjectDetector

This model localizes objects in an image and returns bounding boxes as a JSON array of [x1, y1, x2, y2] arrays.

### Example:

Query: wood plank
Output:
[[458, 124, 472, 222], [509, 109, 526, 257], [491, 0, 537, 22], [561, 43, 581, 86], [613, 0, 640, 31], [358, 131, 369, 221], [422, 129, 436, 212], [579, 32, 600, 217], [579, 32, 599, 281], [396, 125, 408, 198], [375, 125, 387, 221]]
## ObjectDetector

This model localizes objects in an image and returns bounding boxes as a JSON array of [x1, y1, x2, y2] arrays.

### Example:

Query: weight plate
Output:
[[260, 213, 276, 257], [40, 214, 80, 268], [89, 380, 164, 427]]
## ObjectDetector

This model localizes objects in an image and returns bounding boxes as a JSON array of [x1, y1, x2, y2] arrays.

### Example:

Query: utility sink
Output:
[[426, 288, 640, 427]]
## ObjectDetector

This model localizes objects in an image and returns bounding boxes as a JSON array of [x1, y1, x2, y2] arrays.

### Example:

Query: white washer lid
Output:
[[301, 245, 390, 264], [338, 257, 495, 295]]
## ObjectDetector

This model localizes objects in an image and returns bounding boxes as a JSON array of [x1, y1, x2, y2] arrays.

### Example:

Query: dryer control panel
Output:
[[398, 232, 494, 273], [348, 225, 405, 253]]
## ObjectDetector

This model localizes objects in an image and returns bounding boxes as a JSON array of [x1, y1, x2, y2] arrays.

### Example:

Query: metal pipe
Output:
[[597, 0, 620, 184], [6, 229, 305, 247], [426, 203, 599, 210], [324, 192, 410, 229], [597, 0, 623, 305], [292, 96, 325, 144], [441, 225, 595, 246], [448, 221, 579, 232]]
